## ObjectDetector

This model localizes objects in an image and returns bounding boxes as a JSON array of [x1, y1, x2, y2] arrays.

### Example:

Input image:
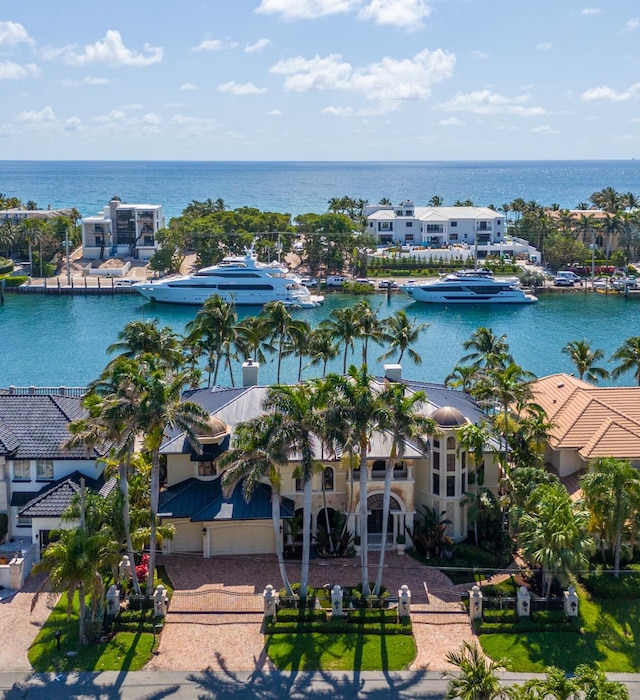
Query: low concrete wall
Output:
[[83, 261, 131, 277]]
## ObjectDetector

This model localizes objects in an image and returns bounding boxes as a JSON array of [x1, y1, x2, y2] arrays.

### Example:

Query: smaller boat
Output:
[[403, 270, 537, 304]]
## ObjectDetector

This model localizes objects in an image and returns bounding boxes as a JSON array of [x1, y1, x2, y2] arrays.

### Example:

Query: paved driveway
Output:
[[147, 552, 475, 672]]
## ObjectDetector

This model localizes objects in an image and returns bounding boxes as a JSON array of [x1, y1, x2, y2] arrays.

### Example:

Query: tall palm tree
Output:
[[260, 301, 297, 384], [561, 339, 609, 383], [457, 421, 492, 543], [282, 318, 312, 382], [354, 300, 383, 365], [581, 457, 640, 577], [107, 320, 183, 370], [18, 218, 45, 277], [519, 481, 593, 596], [601, 213, 625, 264], [185, 295, 237, 386], [234, 315, 269, 367], [460, 327, 513, 370], [305, 326, 339, 377], [378, 310, 429, 365], [263, 382, 323, 600], [373, 383, 437, 595], [321, 307, 361, 373], [445, 364, 480, 392], [218, 414, 293, 595], [610, 336, 640, 385], [443, 641, 503, 700], [320, 365, 386, 593]]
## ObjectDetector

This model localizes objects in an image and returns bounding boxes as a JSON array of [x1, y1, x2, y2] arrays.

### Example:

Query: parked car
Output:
[[554, 277, 574, 287], [378, 279, 398, 289], [114, 278, 133, 287], [355, 278, 375, 287], [326, 276, 348, 287], [299, 277, 318, 287]]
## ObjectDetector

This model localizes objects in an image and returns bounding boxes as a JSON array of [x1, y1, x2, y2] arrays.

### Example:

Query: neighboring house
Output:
[[159, 363, 500, 558], [364, 200, 505, 247], [530, 373, 640, 478], [0, 391, 107, 555], [81, 199, 165, 261], [0, 207, 73, 227]]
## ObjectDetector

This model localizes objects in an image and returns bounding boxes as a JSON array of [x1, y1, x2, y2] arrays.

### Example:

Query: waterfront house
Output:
[[158, 363, 500, 558], [530, 373, 640, 478], [0, 391, 107, 552], [364, 200, 505, 247], [0, 207, 74, 227], [81, 198, 165, 261]]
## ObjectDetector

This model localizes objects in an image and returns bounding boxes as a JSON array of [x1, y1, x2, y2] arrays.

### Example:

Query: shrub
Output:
[[581, 571, 640, 600], [0, 259, 13, 275], [276, 609, 327, 623], [0, 275, 27, 287]]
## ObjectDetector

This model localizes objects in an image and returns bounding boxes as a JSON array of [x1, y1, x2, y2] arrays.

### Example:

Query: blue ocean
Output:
[[3, 160, 640, 221], [1, 160, 640, 388]]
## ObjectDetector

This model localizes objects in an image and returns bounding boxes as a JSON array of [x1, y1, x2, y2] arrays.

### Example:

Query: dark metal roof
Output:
[[18, 472, 117, 518], [158, 477, 294, 522], [0, 395, 100, 460]]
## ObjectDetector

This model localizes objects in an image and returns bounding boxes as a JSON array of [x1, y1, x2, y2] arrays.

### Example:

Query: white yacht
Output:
[[403, 270, 537, 304], [133, 245, 324, 307]]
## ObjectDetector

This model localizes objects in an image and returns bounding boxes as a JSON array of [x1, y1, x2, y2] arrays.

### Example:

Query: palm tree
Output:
[[218, 414, 293, 595], [572, 663, 629, 699], [282, 318, 312, 382], [378, 310, 429, 365], [185, 295, 237, 386], [443, 641, 503, 700], [445, 364, 480, 392], [107, 320, 183, 370], [428, 195, 444, 207], [305, 326, 339, 377], [234, 315, 269, 367], [320, 365, 386, 593], [561, 339, 609, 383], [321, 307, 360, 373], [354, 300, 383, 365], [263, 382, 322, 600], [33, 527, 104, 646], [373, 383, 438, 594], [460, 327, 513, 370], [260, 301, 297, 384], [601, 213, 625, 264], [581, 457, 640, 577], [18, 218, 45, 277], [457, 421, 491, 543], [610, 336, 640, 385], [523, 666, 579, 700], [519, 481, 593, 596]]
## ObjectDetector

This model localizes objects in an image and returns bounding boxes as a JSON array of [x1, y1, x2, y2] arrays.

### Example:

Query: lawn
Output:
[[479, 584, 640, 673], [266, 633, 416, 671]]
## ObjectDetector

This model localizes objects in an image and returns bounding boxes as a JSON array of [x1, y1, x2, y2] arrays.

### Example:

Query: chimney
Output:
[[242, 359, 259, 387], [384, 364, 402, 382]]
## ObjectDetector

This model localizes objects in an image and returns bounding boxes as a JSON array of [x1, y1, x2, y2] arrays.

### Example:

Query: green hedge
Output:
[[0, 259, 13, 275], [474, 617, 578, 635], [581, 572, 640, 600], [265, 619, 412, 635], [0, 275, 27, 287], [276, 609, 328, 623]]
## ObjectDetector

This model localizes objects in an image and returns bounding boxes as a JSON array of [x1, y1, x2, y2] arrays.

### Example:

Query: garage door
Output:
[[170, 520, 204, 553], [210, 522, 275, 556]]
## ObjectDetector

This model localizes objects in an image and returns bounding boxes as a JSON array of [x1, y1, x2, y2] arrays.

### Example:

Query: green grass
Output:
[[265, 633, 416, 671], [479, 584, 640, 673], [28, 591, 156, 673]]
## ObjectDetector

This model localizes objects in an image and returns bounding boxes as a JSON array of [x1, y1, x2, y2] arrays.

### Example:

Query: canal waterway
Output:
[[1, 291, 638, 388]]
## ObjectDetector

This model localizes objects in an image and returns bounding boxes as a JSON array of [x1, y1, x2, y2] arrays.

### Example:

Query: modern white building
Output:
[[365, 200, 505, 247], [81, 198, 165, 261]]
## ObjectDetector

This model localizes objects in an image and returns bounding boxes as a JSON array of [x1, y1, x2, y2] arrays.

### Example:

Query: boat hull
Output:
[[403, 286, 537, 304]]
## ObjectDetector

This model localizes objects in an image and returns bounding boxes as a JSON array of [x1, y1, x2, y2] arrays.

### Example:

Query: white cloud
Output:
[[64, 116, 82, 131], [143, 113, 162, 125], [17, 106, 57, 129], [471, 51, 488, 60], [193, 38, 238, 52], [51, 30, 163, 67], [358, 0, 432, 29], [92, 109, 126, 124], [245, 38, 272, 53], [581, 8, 602, 15], [0, 21, 33, 48], [536, 42, 552, 51], [532, 124, 558, 134], [267, 109, 282, 116], [439, 116, 463, 126], [321, 103, 397, 116], [121, 103, 143, 110], [169, 114, 218, 126], [256, 0, 360, 20], [438, 89, 546, 116], [217, 81, 267, 95], [625, 18, 640, 31], [581, 83, 640, 102], [59, 76, 111, 86], [0, 61, 39, 80], [180, 82, 198, 91], [270, 49, 455, 102]]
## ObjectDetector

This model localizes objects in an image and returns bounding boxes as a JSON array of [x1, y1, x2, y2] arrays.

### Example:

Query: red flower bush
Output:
[[135, 554, 150, 583]]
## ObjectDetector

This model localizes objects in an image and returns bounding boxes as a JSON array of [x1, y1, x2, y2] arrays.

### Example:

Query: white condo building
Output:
[[81, 199, 165, 261], [365, 200, 505, 247]]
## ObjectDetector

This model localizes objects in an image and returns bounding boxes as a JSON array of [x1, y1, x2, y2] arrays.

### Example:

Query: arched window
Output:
[[446, 436, 456, 450], [323, 466, 334, 491]]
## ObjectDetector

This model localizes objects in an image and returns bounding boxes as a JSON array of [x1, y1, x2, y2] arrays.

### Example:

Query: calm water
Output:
[[3, 160, 640, 220], [1, 291, 638, 388]]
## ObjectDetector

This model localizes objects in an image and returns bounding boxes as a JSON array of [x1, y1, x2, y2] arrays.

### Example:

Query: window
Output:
[[17, 516, 32, 527], [450, 221, 458, 227], [427, 224, 444, 233], [447, 453, 456, 471], [432, 472, 440, 496], [446, 436, 456, 450], [450, 234, 458, 241], [197, 461, 215, 477], [405, 234, 414, 241], [433, 451, 440, 471], [36, 460, 53, 480], [462, 453, 466, 469], [461, 473, 467, 494], [468, 470, 476, 485], [323, 466, 334, 491], [447, 475, 456, 497], [405, 221, 413, 228], [405, 210, 413, 216], [433, 438, 440, 448], [396, 210, 403, 216], [13, 460, 30, 481], [295, 477, 304, 492]]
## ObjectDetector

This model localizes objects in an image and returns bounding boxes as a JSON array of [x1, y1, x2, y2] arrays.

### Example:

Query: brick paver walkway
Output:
[[147, 552, 477, 672]]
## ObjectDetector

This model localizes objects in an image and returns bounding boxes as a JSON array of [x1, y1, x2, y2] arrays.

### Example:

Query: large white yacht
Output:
[[402, 270, 537, 304], [133, 245, 324, 307]]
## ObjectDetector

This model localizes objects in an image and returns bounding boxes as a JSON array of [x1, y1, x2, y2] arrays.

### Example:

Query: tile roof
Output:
[[18, 471, 117, 518], [0, 395, 98, 459], [158, 477, 294, 522], [531, 373, 640, 459]]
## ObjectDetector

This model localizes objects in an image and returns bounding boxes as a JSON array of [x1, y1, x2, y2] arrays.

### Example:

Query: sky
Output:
[[1, 1, 640, 161]]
